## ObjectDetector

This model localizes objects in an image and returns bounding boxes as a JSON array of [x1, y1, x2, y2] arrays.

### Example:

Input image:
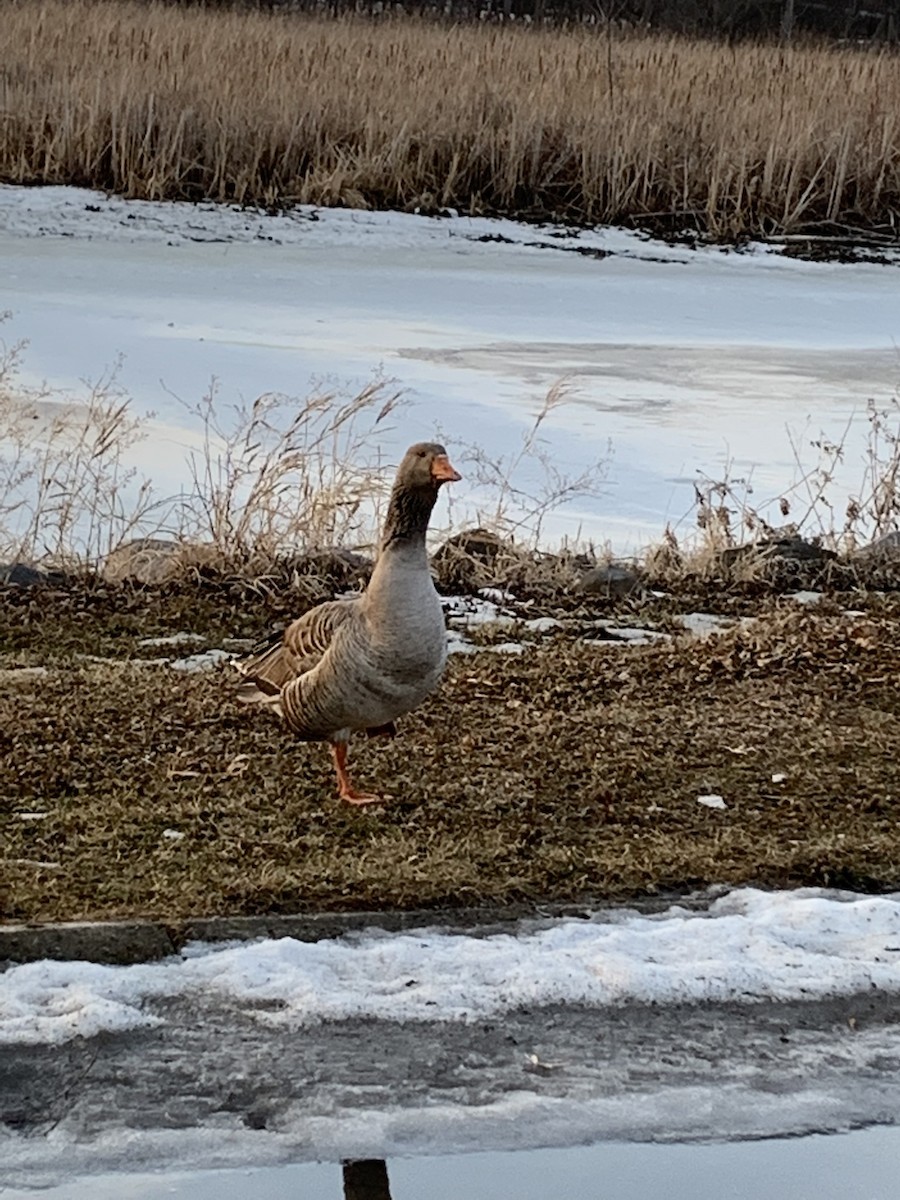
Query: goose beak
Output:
[[431, 454, 462, 483]]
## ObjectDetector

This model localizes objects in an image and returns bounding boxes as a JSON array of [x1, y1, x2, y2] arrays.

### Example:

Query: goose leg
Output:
[[331, 740, 387, 806]]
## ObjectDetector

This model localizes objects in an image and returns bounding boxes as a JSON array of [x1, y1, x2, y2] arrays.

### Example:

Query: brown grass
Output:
[[2, 0, 900, 235], [2, 603, 899, 923]]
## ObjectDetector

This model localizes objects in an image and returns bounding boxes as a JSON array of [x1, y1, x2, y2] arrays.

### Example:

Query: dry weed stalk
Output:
[[652, 397, 900, 579], [2, 0, 900, 235], [173, 376, 404, 571], [451, 381, 608, 547], [0, 332, 158, 566]]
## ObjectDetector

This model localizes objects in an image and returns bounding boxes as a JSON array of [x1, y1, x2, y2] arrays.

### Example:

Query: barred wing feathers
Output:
[[234, 598, 362, 701]]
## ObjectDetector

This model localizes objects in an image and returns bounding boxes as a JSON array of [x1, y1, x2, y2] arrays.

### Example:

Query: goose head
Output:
[[395, 442, 462, 490]]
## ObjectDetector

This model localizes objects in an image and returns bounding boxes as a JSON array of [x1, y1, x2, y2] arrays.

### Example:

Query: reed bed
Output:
[[2, 0, 900, 235]]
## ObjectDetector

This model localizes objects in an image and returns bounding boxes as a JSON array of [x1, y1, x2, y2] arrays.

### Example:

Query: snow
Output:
[[2, 185, 899, 552], [697, 793, 727, 809], [674, 612, 737, 637], [168, 648, 232, 673], [4, 888, 900, 1048], [0, 184, 747, 260]]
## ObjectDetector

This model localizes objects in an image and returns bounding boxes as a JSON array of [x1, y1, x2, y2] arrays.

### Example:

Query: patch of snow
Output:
[[0, 184, 734, 264], [445, 629, 527, 655], [138, 632, 208, 648], [772, 773, 788, 784], [787, 591, 825, 606], [697, 794, 727, 810], [521, 617, 563, 633], [603, 626, 670, 645], [478, 587, 518, 603], [168, 649, 232, 673], [446, 630, 479, 655], [443, 596, 515, 628], [674, 612, 736, 637], [5, 889, 900, 1047]]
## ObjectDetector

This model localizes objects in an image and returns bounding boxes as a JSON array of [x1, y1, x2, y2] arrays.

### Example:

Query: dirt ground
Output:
[[1, 578, 899, 923]]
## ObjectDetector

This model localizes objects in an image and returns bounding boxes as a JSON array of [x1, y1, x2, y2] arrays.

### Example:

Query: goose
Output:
[[235, 442, 461, 805]]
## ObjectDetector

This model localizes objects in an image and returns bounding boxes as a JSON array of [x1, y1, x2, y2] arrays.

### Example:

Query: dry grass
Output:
[[2, 607, 899, 922], [2, 0, 900, 235], [0, 324, 607, 574], [0, 331, 405, 570], [639, 395, 900, 590]]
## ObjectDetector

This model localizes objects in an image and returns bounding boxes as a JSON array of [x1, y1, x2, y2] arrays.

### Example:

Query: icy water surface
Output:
[[3, 185, 900, 549], [3, 1130, 899, 1199]]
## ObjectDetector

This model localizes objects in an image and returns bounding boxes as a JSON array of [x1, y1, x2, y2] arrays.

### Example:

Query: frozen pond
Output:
[[2, 186, 899, 550]]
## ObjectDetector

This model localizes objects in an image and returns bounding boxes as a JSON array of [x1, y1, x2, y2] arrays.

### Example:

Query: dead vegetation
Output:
[[1, 606, 898, 923], [2, 0, 900, 237], [638, 395, 900, 592], [0, 326, 610, 579]]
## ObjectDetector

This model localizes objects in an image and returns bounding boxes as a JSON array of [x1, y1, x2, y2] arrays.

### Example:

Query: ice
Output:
[[2, 186, 899, 552]]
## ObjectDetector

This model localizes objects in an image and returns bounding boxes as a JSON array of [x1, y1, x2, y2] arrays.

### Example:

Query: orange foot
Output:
[[331, 741, 391, 806], [339, 786, 391, 807]]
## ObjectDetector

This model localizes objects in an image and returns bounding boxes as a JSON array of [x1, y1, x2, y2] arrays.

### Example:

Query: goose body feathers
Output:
[[235, 442, 460, 803]]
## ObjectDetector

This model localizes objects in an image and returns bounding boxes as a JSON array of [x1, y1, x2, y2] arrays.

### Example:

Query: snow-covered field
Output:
[[3, 185, 900, 550]]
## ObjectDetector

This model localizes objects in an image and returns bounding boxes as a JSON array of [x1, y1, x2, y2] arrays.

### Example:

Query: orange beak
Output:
[[431, 454, 462, 483]]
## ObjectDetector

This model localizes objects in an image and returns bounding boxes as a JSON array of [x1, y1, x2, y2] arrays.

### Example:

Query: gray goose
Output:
[[235, 442, 461, 805]]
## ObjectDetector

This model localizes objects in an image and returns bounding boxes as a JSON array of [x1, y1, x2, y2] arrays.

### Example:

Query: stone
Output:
[[855, 530, 900, 561], [579, 563, 642, 598], [102, 537, 185, 585], [719, 536, 836, 570], [0, 562, 64, 587]]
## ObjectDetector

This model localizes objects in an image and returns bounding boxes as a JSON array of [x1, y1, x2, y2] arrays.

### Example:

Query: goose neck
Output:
[[380, 483, 439, 549]]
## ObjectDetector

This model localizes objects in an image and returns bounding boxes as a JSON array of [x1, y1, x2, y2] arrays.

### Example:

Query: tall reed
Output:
[[2, 0, 899, 234]]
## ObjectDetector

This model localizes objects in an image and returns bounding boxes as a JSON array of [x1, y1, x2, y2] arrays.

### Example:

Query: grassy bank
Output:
[[2, 583, 899, 923], [2, 0, 900, 236]]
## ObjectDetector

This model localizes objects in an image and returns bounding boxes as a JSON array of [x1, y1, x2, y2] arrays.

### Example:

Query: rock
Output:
[[579, 563, 642, 598], [719, 536, 836, 570], [854, 530, 900, 561], [0, 562, 64, 587], [431, 528, 510, 590], [102, 537, 186, 585]]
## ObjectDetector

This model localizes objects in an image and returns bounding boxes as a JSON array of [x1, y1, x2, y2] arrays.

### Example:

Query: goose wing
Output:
[[235, 598, 362, 697]]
